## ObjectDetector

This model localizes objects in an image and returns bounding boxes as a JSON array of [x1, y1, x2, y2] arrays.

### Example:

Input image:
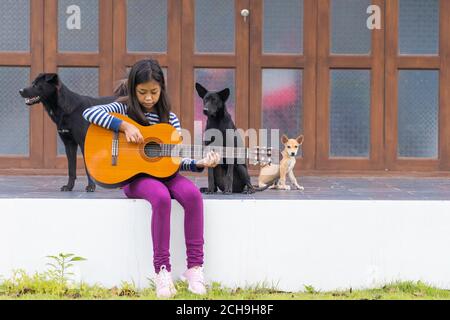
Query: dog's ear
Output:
[[114, 79, 128, 97], [44, 73, 59, 84], [296, 134, 304, 145], [281, 134, 289, 144], [217, 88, 230, 103], [195, 82, 208, 99], [35, 73, 46, 81]]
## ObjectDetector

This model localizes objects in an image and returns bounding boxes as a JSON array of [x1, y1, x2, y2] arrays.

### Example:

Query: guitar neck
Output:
[[164, 144, 251, 159]]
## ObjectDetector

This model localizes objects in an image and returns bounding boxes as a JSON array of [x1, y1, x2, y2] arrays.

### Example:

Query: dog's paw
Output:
[[295, 185, 304, 191], [278, 185, 290, 190], [60, 185, 73, 192], [223, 190, 233, 195], [200, 187, 216, 194], [86, 185, 96, 192]]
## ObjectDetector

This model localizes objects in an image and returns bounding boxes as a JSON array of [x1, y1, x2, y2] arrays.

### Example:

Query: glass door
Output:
[[113, 0, 182, 123], [0, 0, 44, 170], [385, 0, 448, 171], [43, 0, 114, 170], [249, 0, 316, 171], [316, 0, 385, 171], [180, 0, 250, 147]]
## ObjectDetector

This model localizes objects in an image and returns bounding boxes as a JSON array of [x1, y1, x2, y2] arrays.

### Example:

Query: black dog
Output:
[[19, 73, 118, 192], [195, 82, 262, 194]]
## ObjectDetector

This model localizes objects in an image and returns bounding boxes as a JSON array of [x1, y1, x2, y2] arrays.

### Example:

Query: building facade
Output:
[[0, 0, 447, 174]]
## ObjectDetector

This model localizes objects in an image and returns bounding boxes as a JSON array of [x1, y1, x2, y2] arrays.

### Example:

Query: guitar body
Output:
[[84, 113, 183, 188]]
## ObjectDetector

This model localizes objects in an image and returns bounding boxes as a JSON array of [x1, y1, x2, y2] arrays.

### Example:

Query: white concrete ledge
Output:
[[2, 199, 450, 292]]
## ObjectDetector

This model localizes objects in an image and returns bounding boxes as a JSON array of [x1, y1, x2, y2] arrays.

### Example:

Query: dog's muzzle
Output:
[[24, 96, 41, 106]]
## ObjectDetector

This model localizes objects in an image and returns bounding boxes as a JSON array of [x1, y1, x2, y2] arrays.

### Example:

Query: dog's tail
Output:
[[251, 178, 279, 192], [252, 184, 272, 192]]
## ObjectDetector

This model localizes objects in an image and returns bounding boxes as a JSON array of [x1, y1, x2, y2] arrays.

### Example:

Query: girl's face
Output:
[[135, 80, 161, 112]]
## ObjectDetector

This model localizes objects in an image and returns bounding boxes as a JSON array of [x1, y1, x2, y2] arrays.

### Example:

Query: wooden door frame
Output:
[[316, 0, 385, 171], [248, 0, 317, 172], [0, 0, 44, 169], [43, 0, 114, 170], [180, 0, 250, 152], [385, 0, 450, 171]]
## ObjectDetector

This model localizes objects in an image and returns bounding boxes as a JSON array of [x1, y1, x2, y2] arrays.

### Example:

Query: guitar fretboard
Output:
[[143, 144, 273, 160]]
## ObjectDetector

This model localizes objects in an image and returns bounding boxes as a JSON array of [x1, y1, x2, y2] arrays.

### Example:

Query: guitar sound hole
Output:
[[144, 142, 162, 159]]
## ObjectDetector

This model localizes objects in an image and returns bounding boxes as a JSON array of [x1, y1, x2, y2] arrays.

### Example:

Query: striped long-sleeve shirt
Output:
[[82, 101, 203, 172]]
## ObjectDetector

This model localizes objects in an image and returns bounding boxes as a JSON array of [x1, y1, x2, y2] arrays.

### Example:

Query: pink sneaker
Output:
[[180, 266, 207, 295], [154, 265, 177, 298]]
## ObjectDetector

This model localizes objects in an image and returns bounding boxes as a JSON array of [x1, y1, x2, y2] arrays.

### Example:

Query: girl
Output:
[[83, 59, 220, 298]]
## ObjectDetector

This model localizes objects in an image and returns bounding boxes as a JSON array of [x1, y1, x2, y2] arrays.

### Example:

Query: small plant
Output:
[[304, 284, 319, 294], [46, 253, 87, 284]]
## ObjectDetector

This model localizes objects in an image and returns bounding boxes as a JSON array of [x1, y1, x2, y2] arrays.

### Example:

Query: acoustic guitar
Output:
[[84, 113, 273, 188]]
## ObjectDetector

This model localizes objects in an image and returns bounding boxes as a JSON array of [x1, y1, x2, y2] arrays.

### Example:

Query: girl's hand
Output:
[[196, 151, 221, 168], [120, 121, 144, 144]]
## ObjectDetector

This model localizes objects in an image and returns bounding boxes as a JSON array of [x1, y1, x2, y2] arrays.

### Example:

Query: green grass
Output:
[[1, 269, 450, 300]]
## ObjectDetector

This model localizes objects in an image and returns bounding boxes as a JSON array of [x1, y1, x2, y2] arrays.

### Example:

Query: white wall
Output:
[[1, 199, 450, 292]]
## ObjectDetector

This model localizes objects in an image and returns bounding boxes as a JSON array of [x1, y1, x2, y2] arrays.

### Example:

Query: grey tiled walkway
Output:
[[1, 175, 450, 200]]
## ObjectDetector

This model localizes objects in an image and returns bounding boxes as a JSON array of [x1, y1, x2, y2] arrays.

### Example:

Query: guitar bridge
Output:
[[112, 131, 119, 166]]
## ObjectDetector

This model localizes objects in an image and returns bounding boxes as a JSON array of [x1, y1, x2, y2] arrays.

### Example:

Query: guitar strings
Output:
[[115, 145, 277, 160], [114, 145, 278, 152]]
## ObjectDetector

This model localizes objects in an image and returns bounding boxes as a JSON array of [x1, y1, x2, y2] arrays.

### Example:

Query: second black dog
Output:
[[195, 82, 258, 194], [19, 73, 118, 192]]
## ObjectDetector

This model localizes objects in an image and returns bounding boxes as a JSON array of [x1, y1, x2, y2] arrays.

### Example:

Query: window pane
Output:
[[194, 69, 235, 143], [195, 0, 235, 53], [0, 0, 29, 51], [57, 68, 99, 155], [331, 0, 371, 54], [59, 0, 99, 52], [0, 67, 30, 155], [399, 0, 439, 55], [127, 0, 167, 52], [330, 70, 370, 157], [263, 0, 303, 54], [398, 70, 438, 158], [262, 69, 302, 152]]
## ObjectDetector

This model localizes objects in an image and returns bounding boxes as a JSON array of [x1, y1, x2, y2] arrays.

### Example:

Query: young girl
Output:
[[83, 59, 220, 298]]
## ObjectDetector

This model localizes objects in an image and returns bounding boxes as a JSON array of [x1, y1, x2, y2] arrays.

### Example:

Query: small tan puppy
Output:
[[258, 134, 304, 190]]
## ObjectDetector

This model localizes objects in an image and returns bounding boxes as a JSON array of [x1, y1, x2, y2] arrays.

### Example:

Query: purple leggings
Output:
[[123, 174, 204, 273]]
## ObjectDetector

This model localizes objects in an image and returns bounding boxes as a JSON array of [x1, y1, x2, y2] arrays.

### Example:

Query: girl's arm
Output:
[[82, 102, 128, 132], [181, 158, 204, 173]]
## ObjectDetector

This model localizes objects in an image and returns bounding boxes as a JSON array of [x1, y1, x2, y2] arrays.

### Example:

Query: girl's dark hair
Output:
[[117, 59, 171, 125]]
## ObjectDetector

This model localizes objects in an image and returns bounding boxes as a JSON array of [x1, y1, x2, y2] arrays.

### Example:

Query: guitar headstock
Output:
[[248, 146, 275, 166]]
